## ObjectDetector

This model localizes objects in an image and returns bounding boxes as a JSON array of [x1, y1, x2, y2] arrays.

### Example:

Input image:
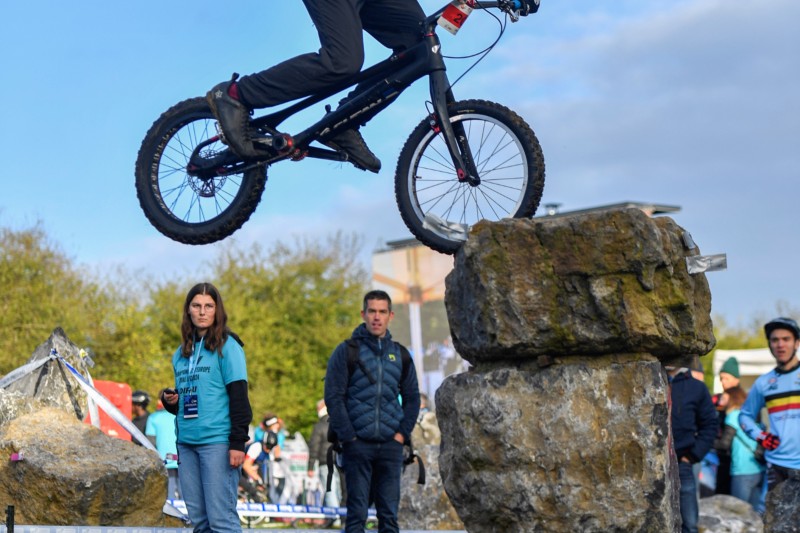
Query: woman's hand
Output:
[[161, 388, 179, 406], [229, 449, 245, 468]]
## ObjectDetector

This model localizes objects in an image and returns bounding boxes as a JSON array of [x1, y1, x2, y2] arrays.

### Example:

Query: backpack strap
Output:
[[396, 344, 422, 484], [397, 343, 412, 383], [325, 440, 342, 492], [403, 436, 425, 485], [346, 339, 376, 384]]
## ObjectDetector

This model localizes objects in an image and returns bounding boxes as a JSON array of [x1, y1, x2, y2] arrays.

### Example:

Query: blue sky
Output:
[[2, 0, 798, 328]]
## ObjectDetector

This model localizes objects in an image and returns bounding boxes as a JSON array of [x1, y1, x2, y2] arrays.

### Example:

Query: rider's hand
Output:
[[758, 432, 780, 451], [519, 0, 540, 16]]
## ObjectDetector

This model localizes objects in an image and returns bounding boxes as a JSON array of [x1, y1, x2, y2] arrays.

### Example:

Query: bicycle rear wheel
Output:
[[395, 99, 545, 255], [135, 97, 267, 244]]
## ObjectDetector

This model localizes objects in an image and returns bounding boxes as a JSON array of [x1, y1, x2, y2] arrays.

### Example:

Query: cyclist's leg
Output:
[[236, 0, 366, 109], [361, 0, 426, 52], [338, 0, 426, 126]]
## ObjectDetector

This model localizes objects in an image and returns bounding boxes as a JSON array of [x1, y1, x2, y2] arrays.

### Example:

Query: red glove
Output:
[[758, 432, 780, 451]]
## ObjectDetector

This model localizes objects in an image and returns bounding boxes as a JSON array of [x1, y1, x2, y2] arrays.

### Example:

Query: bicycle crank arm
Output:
[[304, 145, 349, 164]]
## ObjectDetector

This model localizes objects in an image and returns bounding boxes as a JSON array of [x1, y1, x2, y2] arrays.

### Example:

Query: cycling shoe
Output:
[[323, 128, 381, 173], [206, 76, 264, 160]]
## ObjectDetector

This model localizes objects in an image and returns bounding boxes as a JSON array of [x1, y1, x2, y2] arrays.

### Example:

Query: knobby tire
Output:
[[395, 99, 545, 255], [135, 97, 267, 245]]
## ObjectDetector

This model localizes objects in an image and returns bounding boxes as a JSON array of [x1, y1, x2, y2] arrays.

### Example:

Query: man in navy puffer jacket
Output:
[[668, 366, 717, 533], [325, 289, 420, 533]]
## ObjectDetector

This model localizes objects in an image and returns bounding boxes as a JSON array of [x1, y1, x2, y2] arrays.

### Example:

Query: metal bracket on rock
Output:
[[686, 253, 727, 274], [423, 213, 468, 242], [681, 231, 697, 251]]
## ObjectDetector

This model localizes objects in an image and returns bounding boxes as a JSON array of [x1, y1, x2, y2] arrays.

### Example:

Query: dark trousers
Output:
[[678, 461, 699, 533], [238, 0, 426, 109], [342, 439, 404, 533]]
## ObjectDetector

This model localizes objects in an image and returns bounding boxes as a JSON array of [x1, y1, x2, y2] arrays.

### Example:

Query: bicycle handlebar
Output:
[[425, 0, 540, 30], [463, 0, 539, 16]]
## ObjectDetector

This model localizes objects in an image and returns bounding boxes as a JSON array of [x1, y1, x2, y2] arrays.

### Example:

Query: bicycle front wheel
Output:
[[395, 99, 545, 255], [135, 97, 267, 245]]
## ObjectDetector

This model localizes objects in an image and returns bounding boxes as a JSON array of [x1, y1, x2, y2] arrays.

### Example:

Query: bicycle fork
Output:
[[429, 70, 481, 186]]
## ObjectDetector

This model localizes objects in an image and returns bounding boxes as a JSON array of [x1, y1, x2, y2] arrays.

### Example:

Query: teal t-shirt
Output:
[[172, 336, 248, 445], [726, 409, 766, 476], [145, 408, 178, 469]]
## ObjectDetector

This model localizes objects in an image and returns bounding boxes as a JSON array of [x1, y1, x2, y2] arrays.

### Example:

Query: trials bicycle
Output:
[[135, 0, 545, 255]]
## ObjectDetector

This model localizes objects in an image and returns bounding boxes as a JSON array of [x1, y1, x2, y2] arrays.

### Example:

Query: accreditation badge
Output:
[[183, 394, 199, 418]]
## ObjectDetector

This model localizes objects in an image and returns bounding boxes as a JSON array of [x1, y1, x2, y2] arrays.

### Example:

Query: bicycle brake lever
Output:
[[498, 0, 521, 22]]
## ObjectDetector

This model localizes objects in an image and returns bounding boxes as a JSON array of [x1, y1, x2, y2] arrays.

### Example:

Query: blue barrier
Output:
[[169, 499, 376, 519]]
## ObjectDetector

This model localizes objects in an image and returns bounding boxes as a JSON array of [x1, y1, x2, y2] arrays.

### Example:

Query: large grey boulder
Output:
[[764, 473, 800, 532], [0, 328, 171, 527], [437, 359, 676, 532], [438, 209, 714, 532], [399, 444, 464, 531], [699, 495, 763, 533], [445, 209, 715, 363], [0, 407, 167, 526]]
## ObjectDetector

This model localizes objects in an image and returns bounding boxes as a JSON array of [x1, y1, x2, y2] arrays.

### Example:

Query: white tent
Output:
[[711, 348, 777, 393]]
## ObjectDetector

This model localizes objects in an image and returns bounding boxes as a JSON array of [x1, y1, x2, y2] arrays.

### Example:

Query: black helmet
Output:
[[764, 317, 800, 340], [131, 390, 150, 407]]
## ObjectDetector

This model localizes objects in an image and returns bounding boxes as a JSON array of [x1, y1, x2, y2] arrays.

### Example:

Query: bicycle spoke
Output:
[[410, 112, 531, 234]]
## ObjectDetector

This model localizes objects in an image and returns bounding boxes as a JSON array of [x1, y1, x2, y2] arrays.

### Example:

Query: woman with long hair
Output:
[[161, 282, 252, 532], [719, 385, 766, 513]]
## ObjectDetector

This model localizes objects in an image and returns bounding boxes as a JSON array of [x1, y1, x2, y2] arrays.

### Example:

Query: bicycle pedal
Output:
[[213, 122, 229, 146]]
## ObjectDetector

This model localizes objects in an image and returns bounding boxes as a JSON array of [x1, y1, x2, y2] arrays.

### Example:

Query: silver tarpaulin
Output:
[[686, 253, 727, 274]]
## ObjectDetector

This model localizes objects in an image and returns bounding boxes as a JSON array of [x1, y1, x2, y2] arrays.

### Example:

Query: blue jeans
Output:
[[731, 472, 765, 514], [342, 439, 404, 533], [178, 442, 241, 533], [678, 461, 699, 533]]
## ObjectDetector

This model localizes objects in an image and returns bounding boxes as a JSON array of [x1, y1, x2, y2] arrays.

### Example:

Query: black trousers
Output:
[[238, 0, 426, 110]]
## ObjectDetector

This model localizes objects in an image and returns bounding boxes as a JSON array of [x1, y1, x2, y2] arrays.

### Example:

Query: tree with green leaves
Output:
[[212, 233, 368, 436], [0, 224, 108, 374]]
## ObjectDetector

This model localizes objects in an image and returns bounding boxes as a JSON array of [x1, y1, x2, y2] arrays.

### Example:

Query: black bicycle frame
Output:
[[244, 1, 514, 184]]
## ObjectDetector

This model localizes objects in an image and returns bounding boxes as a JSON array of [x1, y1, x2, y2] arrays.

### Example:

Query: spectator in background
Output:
[[146, 389, 181, 499], [411, 393, 440, 447], [252, 413, 287, 503], [714, 385, 766, 513], [719, 357, 741, 392], [712, 357, 740, 496], [307, 399, 342, 508], [131, 390, 151, 446], [667, 364, 718, 533], [740, 317, 800, 492]]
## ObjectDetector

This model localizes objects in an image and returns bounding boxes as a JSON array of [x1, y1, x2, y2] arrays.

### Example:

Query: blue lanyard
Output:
[[188, 337, 205, 375]]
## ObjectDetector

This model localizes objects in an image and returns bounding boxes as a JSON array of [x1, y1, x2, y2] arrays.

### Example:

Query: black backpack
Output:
[[325, 339, 424, 491]]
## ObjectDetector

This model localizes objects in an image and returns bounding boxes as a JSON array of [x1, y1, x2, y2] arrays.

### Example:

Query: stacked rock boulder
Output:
[[437, 209, 716, 532]]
